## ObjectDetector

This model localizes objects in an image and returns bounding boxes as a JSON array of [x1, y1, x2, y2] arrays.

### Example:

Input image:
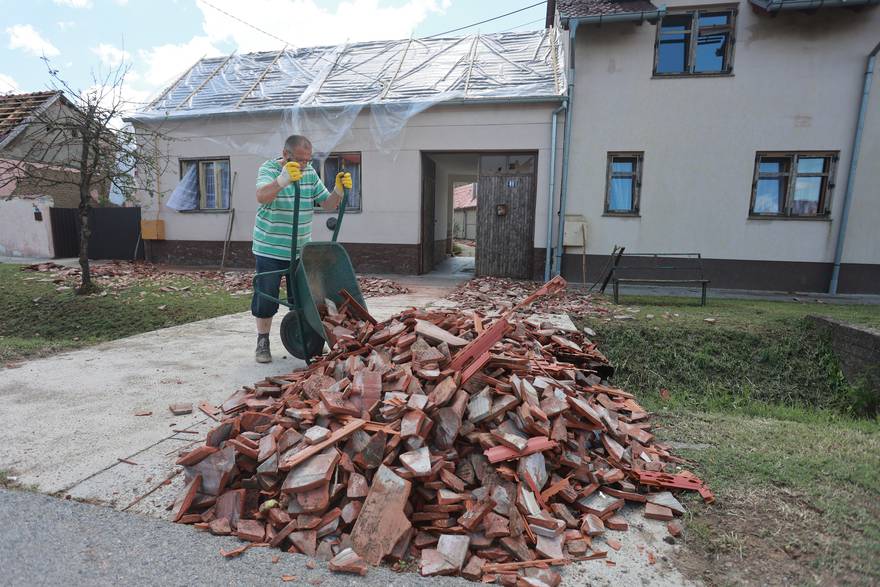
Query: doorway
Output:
[[420, 151, 537, 278]]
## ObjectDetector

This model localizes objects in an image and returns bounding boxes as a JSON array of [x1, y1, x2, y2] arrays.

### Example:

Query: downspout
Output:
[[829, 40, 880, 295], [554, 21, 578, 277], [544, 101, 567, 281]]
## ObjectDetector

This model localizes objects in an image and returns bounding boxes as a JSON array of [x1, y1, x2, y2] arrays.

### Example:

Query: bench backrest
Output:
[[612, 253, 706, 281]]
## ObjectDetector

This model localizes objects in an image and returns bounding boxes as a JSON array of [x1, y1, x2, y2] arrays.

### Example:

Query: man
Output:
[[252, 134, 352, 363]]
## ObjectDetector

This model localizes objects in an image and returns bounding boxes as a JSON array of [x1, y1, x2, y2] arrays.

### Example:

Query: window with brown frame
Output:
[[178, 158, 231, 211], [605, 152, 643, 215], [310, 152, 362, 212], [654, 9, 736, 76], [750, 152, 837, 218]]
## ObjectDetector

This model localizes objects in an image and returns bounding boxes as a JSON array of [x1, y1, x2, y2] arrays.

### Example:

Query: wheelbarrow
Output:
[[252, 179, 367, 363]]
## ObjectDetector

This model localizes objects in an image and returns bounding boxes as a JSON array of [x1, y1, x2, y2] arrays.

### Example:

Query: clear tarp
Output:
[[130, 29, 565, 157]]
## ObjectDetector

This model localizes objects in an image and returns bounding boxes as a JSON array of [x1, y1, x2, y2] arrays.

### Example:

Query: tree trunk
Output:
[[77, 187, 93, 294]]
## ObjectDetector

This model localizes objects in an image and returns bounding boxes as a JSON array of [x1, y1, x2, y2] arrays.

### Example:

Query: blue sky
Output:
[[1, 0, 548, 108]]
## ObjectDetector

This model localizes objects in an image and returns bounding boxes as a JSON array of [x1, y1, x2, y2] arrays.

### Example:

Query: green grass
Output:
[[0, 263, 250, 362], [575, 295, 880, 585]]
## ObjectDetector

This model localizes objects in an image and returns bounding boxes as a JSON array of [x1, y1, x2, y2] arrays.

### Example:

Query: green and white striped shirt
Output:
[[253, 159, 330, 261]]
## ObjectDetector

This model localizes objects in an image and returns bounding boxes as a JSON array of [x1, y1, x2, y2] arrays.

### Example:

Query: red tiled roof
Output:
[[453, 183, 477, 210], [0, 91, 60, 144], [557, 0, 660, 19]]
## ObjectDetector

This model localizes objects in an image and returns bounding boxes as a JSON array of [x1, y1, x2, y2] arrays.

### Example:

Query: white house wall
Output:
[[564, 1, 880, 292], [138, 102, 562, 274]]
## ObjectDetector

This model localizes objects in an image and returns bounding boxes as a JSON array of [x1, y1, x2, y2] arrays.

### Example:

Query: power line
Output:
[[500, 17, 546, 33], [425, 1, 547, 39]]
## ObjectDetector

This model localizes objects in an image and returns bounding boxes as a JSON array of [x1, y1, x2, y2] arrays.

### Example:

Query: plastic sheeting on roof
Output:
[[131, 29, 565, 157]]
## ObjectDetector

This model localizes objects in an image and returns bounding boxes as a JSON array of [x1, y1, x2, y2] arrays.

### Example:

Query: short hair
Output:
[[284, 135, 312, 152]]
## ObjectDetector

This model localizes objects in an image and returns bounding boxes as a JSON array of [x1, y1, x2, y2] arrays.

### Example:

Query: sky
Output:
[[0, 0, 548, 110]]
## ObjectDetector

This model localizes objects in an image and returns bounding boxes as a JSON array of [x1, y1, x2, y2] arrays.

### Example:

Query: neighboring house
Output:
[[128, 30, 567, 278], [548, 0, 880, 293], [453, 183, 477, 240], [0, 91, 82, 258]]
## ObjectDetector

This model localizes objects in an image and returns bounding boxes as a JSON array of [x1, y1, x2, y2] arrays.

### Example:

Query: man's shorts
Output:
[[251, 254, 297, 319]]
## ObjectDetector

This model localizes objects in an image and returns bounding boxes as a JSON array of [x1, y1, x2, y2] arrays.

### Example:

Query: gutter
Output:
[[750, 0, 880, 12], [552, 6, 667, 278], [829, 39, 880, 294]]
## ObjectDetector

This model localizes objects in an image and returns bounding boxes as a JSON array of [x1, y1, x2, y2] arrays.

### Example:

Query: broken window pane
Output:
[[656, 11, 735, 75], [699, 12, 730, 27], [657, 15, 691, 74]]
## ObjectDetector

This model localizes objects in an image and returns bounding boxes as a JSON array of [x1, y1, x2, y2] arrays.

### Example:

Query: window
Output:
[[605, 152, 643, 215], [655, 9, 736, 76], [750, 152, 837, 218], [311, 152, 362, 212], [178, 158, 231, 210]]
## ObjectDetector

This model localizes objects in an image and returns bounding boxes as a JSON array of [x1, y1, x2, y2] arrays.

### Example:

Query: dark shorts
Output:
[[251, 255, 297, 319]]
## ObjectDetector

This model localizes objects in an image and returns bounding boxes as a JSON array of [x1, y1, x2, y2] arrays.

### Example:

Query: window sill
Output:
[[178, 209, 232, 214], [652, 72, 734, 79], [747, 215, 831, 222], [314, 208, 362, 215], [603, 212, 640, 218]]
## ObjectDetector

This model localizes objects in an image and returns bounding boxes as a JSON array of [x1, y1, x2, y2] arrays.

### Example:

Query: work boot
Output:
[[255, 334, 272, 363]]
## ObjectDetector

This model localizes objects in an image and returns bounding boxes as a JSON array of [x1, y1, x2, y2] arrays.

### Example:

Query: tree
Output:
[[0, 59, 171, 294]]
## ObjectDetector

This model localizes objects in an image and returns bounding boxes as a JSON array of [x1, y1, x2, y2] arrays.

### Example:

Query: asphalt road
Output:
[[0, 488, 469, 587]]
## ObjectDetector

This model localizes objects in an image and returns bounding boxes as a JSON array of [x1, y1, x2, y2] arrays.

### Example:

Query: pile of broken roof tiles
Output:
[[171, 277, 712, 585]]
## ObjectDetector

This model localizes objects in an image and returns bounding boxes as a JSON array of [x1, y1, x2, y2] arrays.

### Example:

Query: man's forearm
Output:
[[319, 189, 343, 212], [256, 182, 282, 204]]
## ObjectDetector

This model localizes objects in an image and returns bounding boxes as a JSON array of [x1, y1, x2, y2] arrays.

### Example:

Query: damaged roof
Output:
[[0, 91, 62, 150], [133, 29, 565, 120], [556, 0, 661, 20]]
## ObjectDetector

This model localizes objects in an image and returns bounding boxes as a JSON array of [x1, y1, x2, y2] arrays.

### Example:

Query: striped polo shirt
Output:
[[253, 158, 330, 261]]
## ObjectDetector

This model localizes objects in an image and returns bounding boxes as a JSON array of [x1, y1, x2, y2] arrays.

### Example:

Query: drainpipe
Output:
[[544, 100, 567, 281], [552, 6, 667, 278], [829, 40, 880, 295], [553, 21, 578, 277]]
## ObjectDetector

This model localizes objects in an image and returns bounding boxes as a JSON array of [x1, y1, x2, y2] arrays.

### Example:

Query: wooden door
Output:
[[476, 154, 536, 279], [420, 153, 436, 274]]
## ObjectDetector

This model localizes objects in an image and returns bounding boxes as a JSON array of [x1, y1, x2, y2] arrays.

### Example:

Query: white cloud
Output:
[[57, 21, 77, 31], [7, 24, 60, 57], [114, 0, 130, 5], [195, 0, 451, 52], [0, 73, 21, 94], [52, 0, 93, 8], [137, 35, 222, 88], [92, 43, 131, 67]]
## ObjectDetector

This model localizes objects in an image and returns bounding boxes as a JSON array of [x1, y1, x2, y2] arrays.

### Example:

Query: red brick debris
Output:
[[446, 276, 612, 317], [170, 277, 711, 584], [21, 261, 407, 298]]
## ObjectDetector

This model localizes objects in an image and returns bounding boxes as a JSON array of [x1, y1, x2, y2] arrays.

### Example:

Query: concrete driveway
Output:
[[0, 283, 695, 586]]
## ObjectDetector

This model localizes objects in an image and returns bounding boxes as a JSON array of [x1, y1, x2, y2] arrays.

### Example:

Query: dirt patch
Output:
[[676, 487, 871, 586]]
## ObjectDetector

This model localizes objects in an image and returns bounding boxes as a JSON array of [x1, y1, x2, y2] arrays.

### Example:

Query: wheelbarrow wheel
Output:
[[280, 311, 324, 361]]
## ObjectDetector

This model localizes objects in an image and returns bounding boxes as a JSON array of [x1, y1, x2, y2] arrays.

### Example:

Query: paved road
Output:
[[0, 488, 469, 587]]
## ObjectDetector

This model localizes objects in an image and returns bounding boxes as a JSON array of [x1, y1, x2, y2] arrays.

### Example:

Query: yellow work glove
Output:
[[275, 161, 302, 188], [335, 171, 353, 191]]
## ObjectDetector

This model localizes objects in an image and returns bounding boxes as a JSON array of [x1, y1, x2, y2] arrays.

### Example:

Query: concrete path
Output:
[[0, 281, 695, 586]]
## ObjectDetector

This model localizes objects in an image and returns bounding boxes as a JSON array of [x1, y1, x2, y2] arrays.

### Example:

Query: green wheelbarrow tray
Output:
[[252, 180, 366, 363]]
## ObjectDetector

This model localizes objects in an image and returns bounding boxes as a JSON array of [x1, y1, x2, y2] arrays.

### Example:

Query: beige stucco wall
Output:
[[0, 196, 54, 258], [565, 2, 880, 265], [138, 102, 561, 250]]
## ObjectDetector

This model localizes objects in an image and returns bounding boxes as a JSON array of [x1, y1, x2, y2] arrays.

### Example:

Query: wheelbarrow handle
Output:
[[331, 186, 350, 243], [290, 181, 302, 268]]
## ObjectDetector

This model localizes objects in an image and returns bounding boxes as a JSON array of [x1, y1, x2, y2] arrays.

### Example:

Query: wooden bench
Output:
[[611, 253, 710, 305]]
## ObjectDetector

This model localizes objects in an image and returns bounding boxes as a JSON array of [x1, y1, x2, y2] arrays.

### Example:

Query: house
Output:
[[0, 90, 140, 260], [128, 30, 567, 278], [548, 0, 880, 293], [0, 91, 83, 258], [130, 1, 880, 293], [453, 183, 477, 241]]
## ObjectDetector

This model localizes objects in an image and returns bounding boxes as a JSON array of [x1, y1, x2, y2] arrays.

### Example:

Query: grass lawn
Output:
[[0, 263, 250, 363], [577, 295, 880, 586]]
